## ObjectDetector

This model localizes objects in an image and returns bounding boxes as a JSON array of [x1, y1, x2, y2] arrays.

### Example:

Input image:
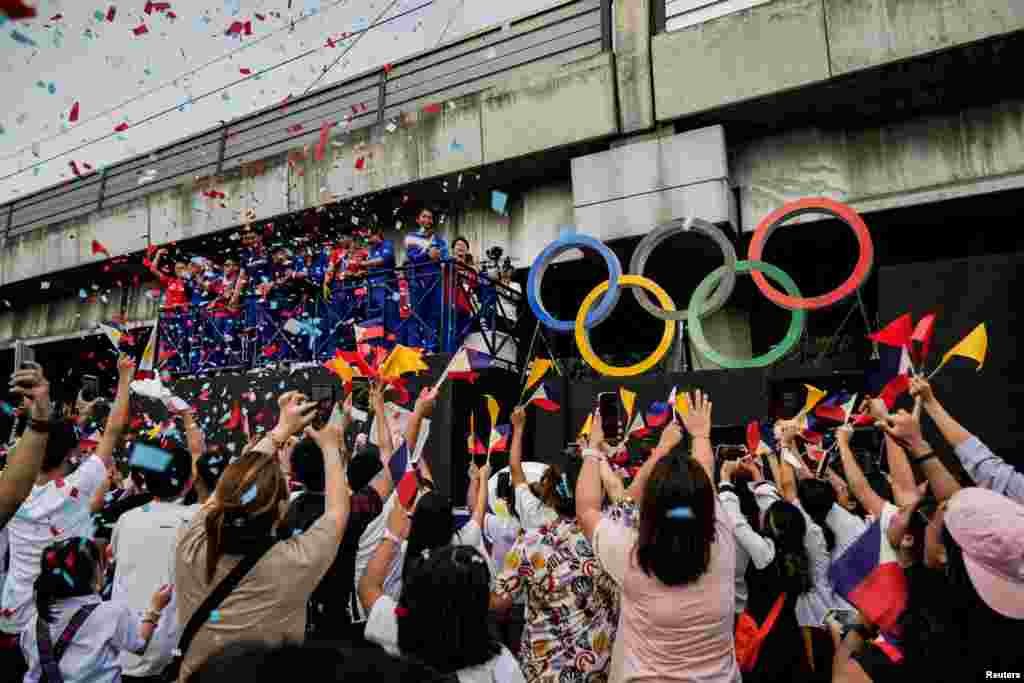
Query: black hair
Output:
[[290, 437, 326, 492], [348, 449, 383, 492], [189, 640, 454, 683], [34, 537, 101, 624], [762, 500, 814, 595], [730, 469, 761, 533], [533, 458, 583, 519], [637, 450, 717, 586], [397, 545, 501, 673], [196, 451, 229, 493], [42, 420, 79, 473], [797, 478, 837, 553], [452, 236, 470, 250], [404, 491, 454, 579], [131, 435, 193, 500]]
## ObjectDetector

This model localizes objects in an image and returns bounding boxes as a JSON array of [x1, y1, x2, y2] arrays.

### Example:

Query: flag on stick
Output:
[[520, 358, 553, 399], [526, 381, 560, 412], [930, 323, 987, 378], [138, 324, 158, 371]]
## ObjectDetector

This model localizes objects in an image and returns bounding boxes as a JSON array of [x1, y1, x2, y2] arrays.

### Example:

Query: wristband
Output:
[[582, 448, 604, 461]]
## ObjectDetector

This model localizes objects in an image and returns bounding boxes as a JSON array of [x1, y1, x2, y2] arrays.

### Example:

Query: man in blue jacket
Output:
[[403, 208, 448, 352], [364, 225, 397, 348]]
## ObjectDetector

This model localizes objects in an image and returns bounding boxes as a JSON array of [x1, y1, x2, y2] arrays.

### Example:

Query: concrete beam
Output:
[[731, 98, 1024, 229], [652, 0, 831, 121], [614, 0, 656, 134], [825, 0, 1024, 76]]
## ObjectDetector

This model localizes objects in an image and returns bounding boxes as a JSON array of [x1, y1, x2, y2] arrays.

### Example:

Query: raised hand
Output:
[[150, 584, 174, 612], [679, 390, 712, 439], [511, 406, 526, 431], [117, 354, 137, 381], [10, 361, 51, 421], [305, 423, 345, 453], [657, 421, 684, 452], [414, 386, 439, 418], [908, 375, 934, 405], [587, 409, 605, 450], [277, 391, 318, 437]]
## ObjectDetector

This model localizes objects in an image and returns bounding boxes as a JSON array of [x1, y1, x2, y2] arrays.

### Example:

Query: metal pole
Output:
[[600, 0, 614, 51], [215, 125, 228, 175], [377, 69, 388, 123], [650, 0, 667, 35], [97, 168, 109, 211]]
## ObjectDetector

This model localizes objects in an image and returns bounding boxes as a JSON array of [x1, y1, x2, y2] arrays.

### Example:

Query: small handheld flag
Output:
[[929, 323, 987, 378]]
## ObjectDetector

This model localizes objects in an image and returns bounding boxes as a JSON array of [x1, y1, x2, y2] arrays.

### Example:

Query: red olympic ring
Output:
[[747, 197, 874, 310]]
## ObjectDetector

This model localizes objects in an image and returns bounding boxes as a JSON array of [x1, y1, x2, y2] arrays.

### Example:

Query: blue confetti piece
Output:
[[11, 29, 36, 47], [353, 17, 369, 32], [61, 570, 75, 588], [225, 0, 241, 16], [47, 83, 56, 95], [0, 14, 7, 27], [491, 190, 508, 214], [209, 610, 221, 623], [304, 0, 321, 16], [240, 484, 257, 505], [450, 141, 464, 152]]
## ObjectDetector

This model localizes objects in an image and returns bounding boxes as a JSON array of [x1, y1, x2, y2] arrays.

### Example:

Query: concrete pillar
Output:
[[614, 0, 656, 134]]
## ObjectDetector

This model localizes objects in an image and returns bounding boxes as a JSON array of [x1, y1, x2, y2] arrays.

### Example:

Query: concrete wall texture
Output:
[[5, 0, 1024, 345]]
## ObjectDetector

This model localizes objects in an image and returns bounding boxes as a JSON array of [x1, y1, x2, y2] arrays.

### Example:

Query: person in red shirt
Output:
[[149, 248, 192, 373]]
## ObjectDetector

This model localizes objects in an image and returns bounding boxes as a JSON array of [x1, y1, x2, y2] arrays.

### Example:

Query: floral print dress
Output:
[[495, 514, 622, 683]]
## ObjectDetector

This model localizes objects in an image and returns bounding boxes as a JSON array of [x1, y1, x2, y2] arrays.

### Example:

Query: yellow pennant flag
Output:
[[324, 354, 354, 384], [138, 323, 158, 372], [379, 345, 428, 380], [578, 413, 593, 440], [521, 359, 553, 397], [619, 387, 636, 423], [936, 323, 987, 373], [484, 394, 501, 432], [675, 391, 689, 417], [802, 384, 827, 415]]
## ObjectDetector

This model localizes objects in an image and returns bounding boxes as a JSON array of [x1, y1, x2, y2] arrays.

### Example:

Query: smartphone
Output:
[[824, 608, 859, 628], [129, 443, 174, 473], [597, 392, 621, 444], [716, 444, 748, 461], [351, 378, 370, 413], [81, 375, 99, 402], [14, 341, 35, 372], [310, 383, 335, 430]]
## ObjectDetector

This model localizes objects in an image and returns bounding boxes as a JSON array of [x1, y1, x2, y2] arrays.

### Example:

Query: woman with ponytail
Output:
[[174, 391, 350, 682], [576, 392, 741, 683], [21, 536, 172, 683], [490, 453, 619, 683]]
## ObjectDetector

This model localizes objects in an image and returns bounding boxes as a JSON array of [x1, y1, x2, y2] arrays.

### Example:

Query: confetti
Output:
[[132, 24, 149, 36], [385, 122, 397, 133], [47, 82, 56, 95], [355, 157, 365, 170], [209, 610, 222, 623], [114, 122, 129, 132], [491, 190, 509, 214], [11, 29, 36, 47], [106, 6, 117, 22], [2, 1, 36, 20], [450, 141, 463, 152], [422, 103, 441, 114], [69, 101, 79, 122], [239, 67, 252, 75]]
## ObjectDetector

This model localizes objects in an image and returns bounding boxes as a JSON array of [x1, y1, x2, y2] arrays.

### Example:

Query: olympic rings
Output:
[[575, 275, 676, 377], [748, 197, 874, 310], [527, 233, 622, 333], [688, 260, 806, 369], [629, 217, 738, 321]]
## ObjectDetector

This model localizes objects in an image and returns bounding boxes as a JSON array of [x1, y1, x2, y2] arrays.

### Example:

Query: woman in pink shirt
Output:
[[576, 391, 741, 683]]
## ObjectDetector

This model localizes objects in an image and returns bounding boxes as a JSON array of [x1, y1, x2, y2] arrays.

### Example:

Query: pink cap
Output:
[[944, 487, 1024, 619]]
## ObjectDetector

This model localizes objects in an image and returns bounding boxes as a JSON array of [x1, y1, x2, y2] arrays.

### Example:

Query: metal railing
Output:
[[154, 260, 523, 377], [2, 0, 608, 243]]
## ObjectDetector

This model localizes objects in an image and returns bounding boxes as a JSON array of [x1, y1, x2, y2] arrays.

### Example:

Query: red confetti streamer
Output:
[[69, 160, 82, 177], [166, 10, 176, 19], [314, 121, 330, 161], [50, 14, 63, 21], [82, 162, 93, 171], [243, 20, 252, 35], [132, 23, 149, 35], [423, 103, 442, 114], [239, 67, 252, 75], [106, 6, 117, 22], [355, 157, 365, 170], [91, 239, 111, 258], [254, 13, 265, 20], [225, 20, 243, 35], [114, 122, 129, 132], [325, 36, 336, 48], [0, 1, 36, 20], [383, 63, 393, 73], [69, 101, 79, 123], [287, 124, 303, 134]]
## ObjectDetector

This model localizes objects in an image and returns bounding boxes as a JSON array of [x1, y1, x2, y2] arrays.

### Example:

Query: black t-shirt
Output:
[[280, 487, 384, 638]]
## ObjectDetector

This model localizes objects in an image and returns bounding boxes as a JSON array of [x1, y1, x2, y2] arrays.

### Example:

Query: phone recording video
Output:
[[81, 375, 99, 403], [351, 378, 371, 413], [597, 392, 622, 444], [129, 443, 174, 473], [14, 341, 35, 373], [310, 384, 336, 430]]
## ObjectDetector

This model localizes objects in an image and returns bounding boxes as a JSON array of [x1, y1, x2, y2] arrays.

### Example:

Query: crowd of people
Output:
[[0, 351, 1022, 683], [149, 207, 521, 375]]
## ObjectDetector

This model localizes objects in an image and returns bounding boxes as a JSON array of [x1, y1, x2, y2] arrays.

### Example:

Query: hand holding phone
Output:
[[310, 384, 336, 430], [597, 392, 622, 444]]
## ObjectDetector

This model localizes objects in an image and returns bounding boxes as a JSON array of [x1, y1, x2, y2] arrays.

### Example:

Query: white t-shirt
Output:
[[514, 483, 556, 532], [0, 527, 9, 594], [111, 500, 197, 677], [1, 455, 107, 633], [21, 595, 145, 683], [365, 594, 525, 683]]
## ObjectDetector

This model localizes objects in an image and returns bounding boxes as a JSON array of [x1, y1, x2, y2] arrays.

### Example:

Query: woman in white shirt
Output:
[[360, 520, 524, 683], [21, 536, 172, 683]]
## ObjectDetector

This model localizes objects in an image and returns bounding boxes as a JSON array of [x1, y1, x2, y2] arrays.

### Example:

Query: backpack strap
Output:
[[758, 593, 787, 638], [37, 603, 100, 683]]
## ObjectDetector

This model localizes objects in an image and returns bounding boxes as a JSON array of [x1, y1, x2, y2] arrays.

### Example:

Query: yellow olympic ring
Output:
[[574, 275, 676, 378]]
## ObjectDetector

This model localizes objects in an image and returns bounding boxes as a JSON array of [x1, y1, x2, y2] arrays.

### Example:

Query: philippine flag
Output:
[[488, 424, 511, 455], [526, 381, 561, 412], [447, 348, 494, 383], [646, 401, 671, 428], [829, 520, 908, 633]]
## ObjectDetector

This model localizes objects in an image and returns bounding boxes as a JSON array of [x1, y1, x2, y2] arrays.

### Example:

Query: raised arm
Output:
[[719, 459, 776, 569], [407, 387, 437, 484], [95, 355, 136, 471], [625, 422, 681, 504], [0, 362, 52, 529], [835, 424, 885, 518], [599, 459, 626, 504], [472, 462, 490, 530], [304, 422, 351, 537], [679, 390, 715, 489], [359, 498, 409, 612], [575, 410, 606, 542], [366, 383, 397, 501], [129, 584, 174, 655], [509, 407, 527, 488], [877, 404, 961, 503], [148, 248, 166, 280]]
